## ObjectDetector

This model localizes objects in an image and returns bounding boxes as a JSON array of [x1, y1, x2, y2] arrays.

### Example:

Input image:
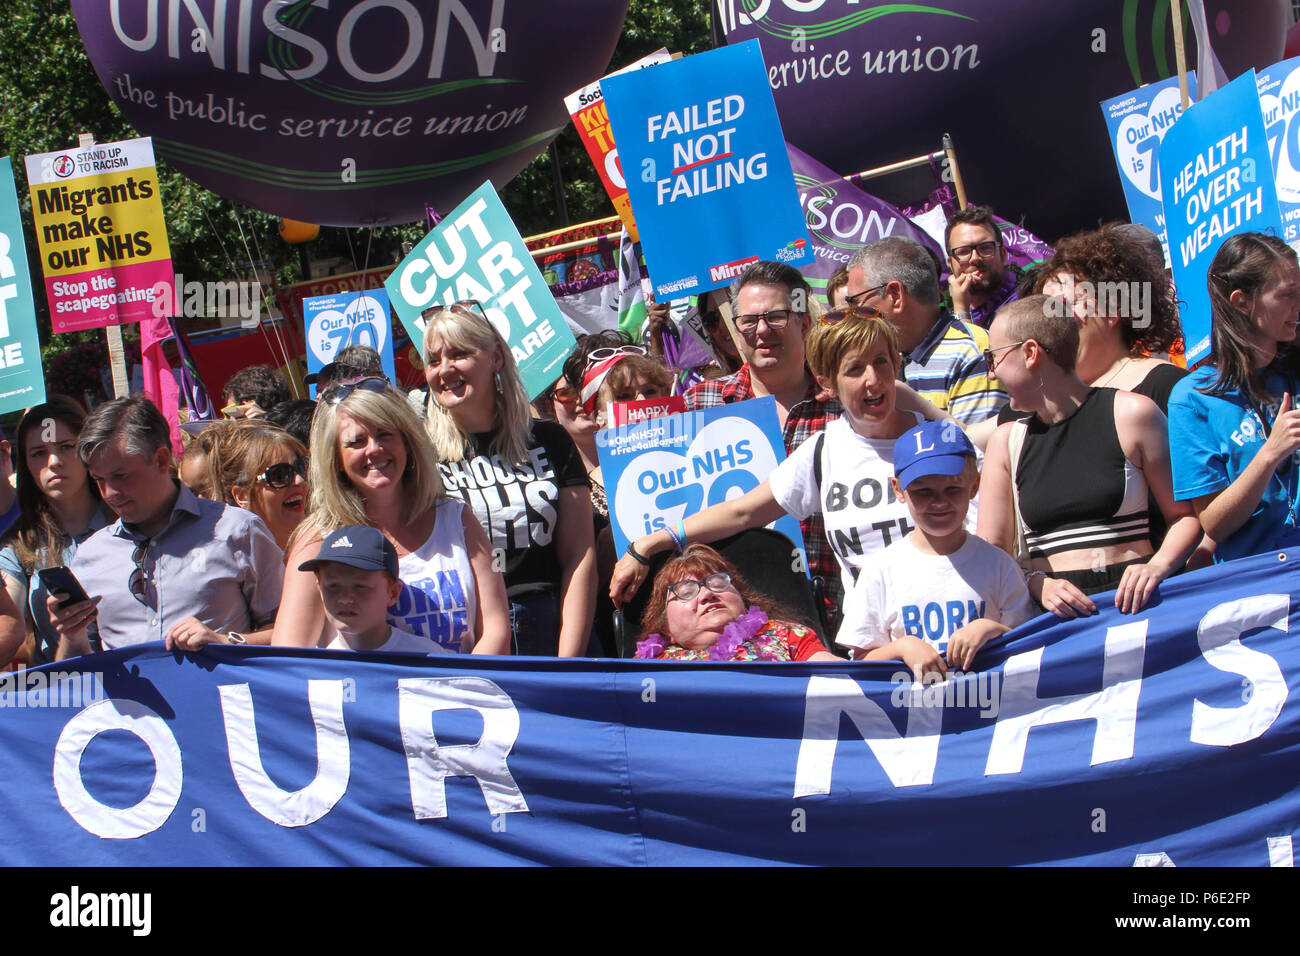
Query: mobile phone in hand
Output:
[[36, 566, 92, 607]]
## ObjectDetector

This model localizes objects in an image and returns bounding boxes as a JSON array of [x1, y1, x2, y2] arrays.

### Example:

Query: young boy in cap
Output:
[[299, 525, 450, 654], [836, 421, 1035, 679]]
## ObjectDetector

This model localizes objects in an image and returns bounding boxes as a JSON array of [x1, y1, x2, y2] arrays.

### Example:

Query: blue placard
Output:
[[1257, 57, 1300, 246], [0, 549, 1296, 865], [1100, 73, 1196, 267], [385, 181, 578, 400], [302, 288, 397, 399], [601, 40, 812, 299], [595, 396, 808, 572], [0, 157, 46, 415], [1159, 71, 1284, 365]]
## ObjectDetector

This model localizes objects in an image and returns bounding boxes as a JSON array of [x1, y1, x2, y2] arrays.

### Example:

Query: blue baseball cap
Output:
[[298, 525, 400, 579], [893, 421, 976, 490]]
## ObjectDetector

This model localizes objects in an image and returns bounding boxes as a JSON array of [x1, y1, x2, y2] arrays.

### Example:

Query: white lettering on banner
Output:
[[0, 229, 17, 339], [397, 676, 529, 819], [1268, 835, 1294, 866], [217, 680, 350, 827], [1189, 594, 1289, 747], [793, 674, 941, 795], [53, 698, 182, 839], [985, 620, 1148, 775]]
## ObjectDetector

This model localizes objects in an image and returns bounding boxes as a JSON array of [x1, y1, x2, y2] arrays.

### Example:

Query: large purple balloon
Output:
[[72, 0, 628, 225], [716, 0, 1287, 241]]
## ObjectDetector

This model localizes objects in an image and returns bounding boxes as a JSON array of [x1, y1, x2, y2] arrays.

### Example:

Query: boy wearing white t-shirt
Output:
[[300, 526, 450, 655], [837, 421, 1034, 680]]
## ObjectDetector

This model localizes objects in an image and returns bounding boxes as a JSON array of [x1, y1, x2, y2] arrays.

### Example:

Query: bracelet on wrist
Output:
[[664, 523, 684, 552], [676, 519, 689, 551], [626, 542, 651, 566]]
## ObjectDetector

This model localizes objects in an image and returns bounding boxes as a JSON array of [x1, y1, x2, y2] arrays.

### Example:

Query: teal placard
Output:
[[0, 156, 46, 415], [385, 181, 577, 399]]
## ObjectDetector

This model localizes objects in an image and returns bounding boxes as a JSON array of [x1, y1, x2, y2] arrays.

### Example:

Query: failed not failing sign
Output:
[[386, 181, 576, 399]]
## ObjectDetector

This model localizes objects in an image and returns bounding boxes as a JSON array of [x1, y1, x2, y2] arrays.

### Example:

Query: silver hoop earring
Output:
[[494, 371, 504, 394]]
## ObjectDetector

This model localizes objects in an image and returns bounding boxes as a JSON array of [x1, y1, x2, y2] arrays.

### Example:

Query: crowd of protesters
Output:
[[3, 209, 1298, 673]]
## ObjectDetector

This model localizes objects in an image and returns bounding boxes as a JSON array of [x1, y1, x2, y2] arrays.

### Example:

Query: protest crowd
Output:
[[3, 208, 1298, 679]]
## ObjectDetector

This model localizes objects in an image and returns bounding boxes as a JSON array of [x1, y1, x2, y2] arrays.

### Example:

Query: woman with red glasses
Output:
[[272, 376, 510, 654], [201, 420, 309, 551], [423, 302, 597, 657]]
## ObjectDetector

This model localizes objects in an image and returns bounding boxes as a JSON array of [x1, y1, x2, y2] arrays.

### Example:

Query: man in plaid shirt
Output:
[[846, 237, 1008, 427], [684, 261, 844, 622]]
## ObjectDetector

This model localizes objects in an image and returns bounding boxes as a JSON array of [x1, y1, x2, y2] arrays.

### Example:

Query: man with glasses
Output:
[[944, 205, 1021, 329], [846, 237, 1007, 426], [47, 396, 284, 655], [684, 260, 844, 617]]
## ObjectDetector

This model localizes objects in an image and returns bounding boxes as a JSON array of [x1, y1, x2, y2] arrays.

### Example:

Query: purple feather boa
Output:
[[635, 605, 769, 660]]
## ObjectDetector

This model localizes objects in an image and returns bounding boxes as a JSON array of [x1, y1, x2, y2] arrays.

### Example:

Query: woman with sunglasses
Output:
[[272, 376, 510, 654], [423, 302, 596, 657], [0, 397, 113, 667], [977, 296, 1199, 618], [611, 310, 960, 619], [635, 545, 840, 661], [203, 420, 309, 550]]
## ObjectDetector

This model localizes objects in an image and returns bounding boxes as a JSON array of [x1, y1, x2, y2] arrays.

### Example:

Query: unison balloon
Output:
[[72, 0, 629, 226], [716, 0, 1288, 241]]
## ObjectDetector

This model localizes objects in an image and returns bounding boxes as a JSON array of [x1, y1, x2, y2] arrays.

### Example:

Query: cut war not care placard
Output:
[[601, 40, 811, 299], [598, 396, 807, 571], [1160, 71, 1284, 365], [1100, 73, 1196, 266], [24, 137, 174, 333], [386, 181, 576, 400], [0, 158, 45, 414]]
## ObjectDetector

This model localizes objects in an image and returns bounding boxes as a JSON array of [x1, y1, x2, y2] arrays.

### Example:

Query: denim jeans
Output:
[[508, 587, 561, 657]]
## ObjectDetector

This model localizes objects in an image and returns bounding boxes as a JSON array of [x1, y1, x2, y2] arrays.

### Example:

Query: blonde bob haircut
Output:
[[804, 313, 901, 390], [422, 304, 531, 466], [301, 384, 445, 542]]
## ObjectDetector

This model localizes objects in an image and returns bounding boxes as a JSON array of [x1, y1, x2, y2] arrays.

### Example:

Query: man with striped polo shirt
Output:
[[845, 236, 1007, 427]]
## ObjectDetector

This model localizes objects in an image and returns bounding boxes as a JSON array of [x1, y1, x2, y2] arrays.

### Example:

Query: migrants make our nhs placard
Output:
[[1160, 71, 1284, 366], [1257, 57, 1300, 247], [23, 137, 174, 333], [303, 289, 397, 399], [385, 181, 577, 400], [601, 40, 812, 299], [1100, 73, 1196, 266], [597, 396, 807, 570], [0, 158, 46, 414]]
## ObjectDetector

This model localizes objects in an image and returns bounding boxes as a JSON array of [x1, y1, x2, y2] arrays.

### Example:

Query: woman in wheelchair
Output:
[[634, 545, 840, 661]]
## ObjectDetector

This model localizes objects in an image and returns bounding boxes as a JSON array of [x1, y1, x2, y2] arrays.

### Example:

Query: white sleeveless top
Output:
[[386, 498, 478, 653]]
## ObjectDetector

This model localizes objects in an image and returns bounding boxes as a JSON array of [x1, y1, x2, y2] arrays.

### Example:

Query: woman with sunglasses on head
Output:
[[635, 544, 840, 661], [611, 309, 964, 620], [1167, 233, 1300, 564], [272, 376, 510, 654], [203, 420, 309, 551], [976, 296, 1199, 619], [0, 397, 113, 667], [423, 301, 596, 657]]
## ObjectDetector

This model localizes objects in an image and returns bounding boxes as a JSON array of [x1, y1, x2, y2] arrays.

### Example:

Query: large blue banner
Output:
[[601, 40, 812, 299], [1, 550, 1297, 866], [1159, 71, 1284, 366]]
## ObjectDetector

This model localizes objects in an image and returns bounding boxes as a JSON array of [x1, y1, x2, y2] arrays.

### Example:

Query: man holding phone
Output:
[[47, 396, 284, 657]]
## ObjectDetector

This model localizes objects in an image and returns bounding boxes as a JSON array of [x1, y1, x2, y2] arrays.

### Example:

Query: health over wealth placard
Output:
[[601, 40, 812, 299], [0, 157, 46, 414], [1159, 71, 1283, 365], [24, 137, 174, 333], [597, 396, 808, 573], [385, 181, 577, 400]]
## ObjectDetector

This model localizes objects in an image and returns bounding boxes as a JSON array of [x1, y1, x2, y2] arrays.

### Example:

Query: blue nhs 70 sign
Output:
[[303, 288, 397, 397]]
